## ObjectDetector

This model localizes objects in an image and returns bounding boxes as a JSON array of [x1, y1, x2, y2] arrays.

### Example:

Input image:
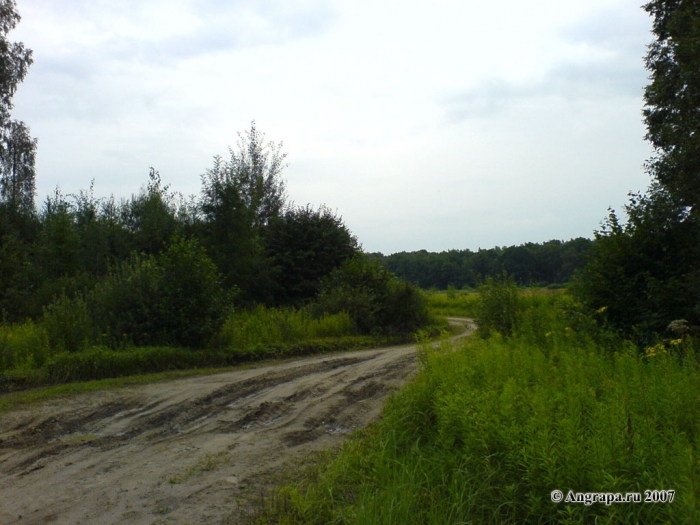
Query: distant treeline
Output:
[[368, 238, 594, 290]]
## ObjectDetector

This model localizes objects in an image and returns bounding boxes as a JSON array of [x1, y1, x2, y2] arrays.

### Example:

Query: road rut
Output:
[[0, 319, 474, 524]]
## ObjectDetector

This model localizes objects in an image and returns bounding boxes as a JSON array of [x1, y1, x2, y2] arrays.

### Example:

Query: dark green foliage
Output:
[[215, 120, 287, 229], [0, 0, 35, 232], [41, 293, 92, 353], [475, 273, 521, 338], [88, 252, 162, 347], [264, 205, 360, 306], [122, 168, 178, 255], [87, 236, 227, 348], [370, 238, 593, 290], [73, 182, 131, 275], [643, 0, 700, 207], [197, 121, 288, 303], [573, 1, 700, 340], [0, 1, 32, 122], [572, 186, 700, 338], [0, 231, 35, 321], [200, 155, 264, 297], [316, 256, 429, 335], [38, 189, 81, 279], [155, 235, 228, 348]]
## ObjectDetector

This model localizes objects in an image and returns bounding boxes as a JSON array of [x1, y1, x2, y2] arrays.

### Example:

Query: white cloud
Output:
[[9, 0, 656, 253]]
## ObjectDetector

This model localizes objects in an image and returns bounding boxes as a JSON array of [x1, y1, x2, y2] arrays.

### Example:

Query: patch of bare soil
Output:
[[0, 319, 474, 525]]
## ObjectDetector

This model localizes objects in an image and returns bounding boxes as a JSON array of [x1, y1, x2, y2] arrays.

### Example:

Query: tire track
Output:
[[0, 318, 475, 525]]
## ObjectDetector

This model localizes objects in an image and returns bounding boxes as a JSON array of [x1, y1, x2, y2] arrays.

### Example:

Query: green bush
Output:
[[316, 256, 429, 335], [88, 252, 162, 347], [87, 236, 228, 348], [475, 273, 522, 338], [0, 321, 51, 371], [41, 292, 93, 353], [156, 235, 228, 348]]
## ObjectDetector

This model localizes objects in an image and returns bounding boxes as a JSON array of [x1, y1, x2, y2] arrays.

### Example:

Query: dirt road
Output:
[[0, 318, 474, 525]]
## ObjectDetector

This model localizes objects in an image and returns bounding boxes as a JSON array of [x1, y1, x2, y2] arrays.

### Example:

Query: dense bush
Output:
[[41, 292, 93, 353], [264, 205, 360, 306], [156, 236, 228, 348], [37, 236, 228, 350], [88, 252, 162, 347], [475, 273, 521, 338], [315, 256, 429, 335], [571, 188, 700, 342]]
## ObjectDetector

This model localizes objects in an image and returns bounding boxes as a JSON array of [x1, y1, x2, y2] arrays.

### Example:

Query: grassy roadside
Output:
[[0, 333, 418, 411], [0, 302, 450, 397], [256, 288, 700, 524]]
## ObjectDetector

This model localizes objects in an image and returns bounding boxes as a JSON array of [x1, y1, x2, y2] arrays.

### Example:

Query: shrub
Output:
[[0, 321, 51, 371], [315, 256, 429, 335], [88, 252, 162, 347], [41, 292, 93, 353], [475, 272, 522, 338], [87, 236, 228, 348], [156, 235, 229, 348]]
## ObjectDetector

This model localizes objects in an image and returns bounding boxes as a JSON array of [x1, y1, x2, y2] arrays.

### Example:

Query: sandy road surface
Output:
[[0, 319, 474, 525]]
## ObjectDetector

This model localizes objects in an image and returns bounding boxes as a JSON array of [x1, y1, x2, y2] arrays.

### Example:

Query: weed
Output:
[[261, 296, 700, 524]]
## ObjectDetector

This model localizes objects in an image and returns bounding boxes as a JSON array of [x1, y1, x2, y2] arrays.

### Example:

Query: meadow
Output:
[[259, 284, 700, 524]]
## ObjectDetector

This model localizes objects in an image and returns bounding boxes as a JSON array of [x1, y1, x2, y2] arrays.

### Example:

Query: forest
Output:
[[369, 237, 593, 290]]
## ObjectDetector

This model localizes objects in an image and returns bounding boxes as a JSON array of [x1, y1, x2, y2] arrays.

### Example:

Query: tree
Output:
[[199, 122, 287, 301], [643, 0, 700, 208], [264, 205, 360, 305], [315, 256, 429, 335], [202, 121, 287, 230], [123, 168, 178, 255], [0, 0, 35, 232], [571, 2, 700, 339], [572, 186, 699, 338]]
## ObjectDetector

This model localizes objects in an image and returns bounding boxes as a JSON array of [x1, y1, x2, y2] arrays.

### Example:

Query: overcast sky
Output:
[[11, 0, 654, 254]]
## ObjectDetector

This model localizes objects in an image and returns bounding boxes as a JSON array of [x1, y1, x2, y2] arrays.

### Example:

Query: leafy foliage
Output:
[[572, 187, 700, 338], [86, 236, 227, 348], [475, 273, 521, 338], [316, 256, 429, 335], [573, 1, 700, 340], [643, 0, 700, 207], [264, 205, 360, 306], [88, 252, 162, 347], [155, 235, 228, 348]]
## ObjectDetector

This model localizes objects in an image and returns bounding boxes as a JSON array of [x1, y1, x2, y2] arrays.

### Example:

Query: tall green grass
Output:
[[0, 306, 382, 392], [262, 293, 700, 524], [0, 321, 52, 371], [216, 306, 356, 348], [426, 291, 479, 317]]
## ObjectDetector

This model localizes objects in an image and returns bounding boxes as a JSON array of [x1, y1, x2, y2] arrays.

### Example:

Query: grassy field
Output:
[[259, 289, 700, 524]]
